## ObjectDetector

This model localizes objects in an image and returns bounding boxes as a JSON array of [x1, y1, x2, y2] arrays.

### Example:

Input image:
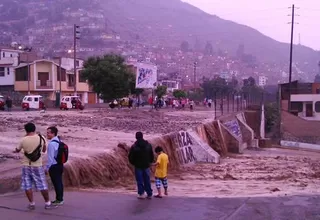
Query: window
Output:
[[34, 97, 39, 102], [10, 54, 12, 57], [27, 97, 32, 101], [0, 67, 4, 77], [76, 60, 80, 67], [78, 70, 86, 82], [68, 75, 74, 87], [315, 102, 320, 112], [7, 68, 10, 75], [291, 102, 303, 112], [57, 68, 66, 81], [15, 66, 28, 81], [2, 52, 5, 58]]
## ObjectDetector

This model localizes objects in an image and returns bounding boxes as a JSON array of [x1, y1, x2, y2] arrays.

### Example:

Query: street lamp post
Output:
[[74, 24, 80, 96]]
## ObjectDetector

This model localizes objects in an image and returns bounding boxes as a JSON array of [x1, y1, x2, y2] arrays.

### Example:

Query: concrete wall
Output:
[[281, 111, 320, 145]]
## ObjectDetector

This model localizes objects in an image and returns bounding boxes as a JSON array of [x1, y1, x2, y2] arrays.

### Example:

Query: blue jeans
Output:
[[135, 168, 152, 196]]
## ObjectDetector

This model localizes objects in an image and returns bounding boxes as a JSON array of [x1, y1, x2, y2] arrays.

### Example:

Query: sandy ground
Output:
[[1, 108, 320, 198]]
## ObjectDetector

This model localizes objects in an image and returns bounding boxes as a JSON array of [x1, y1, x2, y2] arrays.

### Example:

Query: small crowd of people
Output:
[[14, 125, 169, 209], [149, 97, 195, 111]]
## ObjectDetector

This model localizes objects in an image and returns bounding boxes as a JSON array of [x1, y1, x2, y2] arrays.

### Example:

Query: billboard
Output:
[[135, 63, 157, 89]]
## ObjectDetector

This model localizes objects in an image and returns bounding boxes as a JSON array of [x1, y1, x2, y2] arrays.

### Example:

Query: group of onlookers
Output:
[[13, 123, 66, 210], [14, 125, 169, 209]]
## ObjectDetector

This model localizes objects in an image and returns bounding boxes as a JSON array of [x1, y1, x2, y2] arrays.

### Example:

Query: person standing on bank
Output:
[[5, 96, 12, 111], [129, 132, 154, 199], [46, 126, 64, 205], [13, 122, 56, 210]]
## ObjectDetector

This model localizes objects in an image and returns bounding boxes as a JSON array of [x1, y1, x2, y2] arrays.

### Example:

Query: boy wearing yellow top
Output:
[[153, 146, 169, 198]]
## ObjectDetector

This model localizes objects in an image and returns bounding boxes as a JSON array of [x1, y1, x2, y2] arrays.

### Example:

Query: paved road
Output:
[[1, 191, 320, 220]]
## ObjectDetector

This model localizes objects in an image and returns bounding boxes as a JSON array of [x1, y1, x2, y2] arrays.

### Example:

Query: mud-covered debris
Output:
[[270, 187, 280, 192]]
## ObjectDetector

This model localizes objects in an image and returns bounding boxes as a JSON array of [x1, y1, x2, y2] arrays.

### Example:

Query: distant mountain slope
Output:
[[0, 0, 319, 68]]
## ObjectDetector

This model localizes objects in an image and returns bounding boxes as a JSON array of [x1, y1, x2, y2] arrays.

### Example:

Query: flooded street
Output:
[[1, 108, 320, 198]]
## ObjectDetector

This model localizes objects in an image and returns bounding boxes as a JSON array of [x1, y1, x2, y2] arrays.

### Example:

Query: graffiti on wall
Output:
[[223, 120, 242, 139], [175, 131, 197, 164]]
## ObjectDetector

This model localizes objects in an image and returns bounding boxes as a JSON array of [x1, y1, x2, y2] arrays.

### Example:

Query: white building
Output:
[[291, 94, 320, 121], [258, 76, 268, 87], [53, 57, 84, 71], [0, 48, 22, 91], [160, 80, 180, 92]]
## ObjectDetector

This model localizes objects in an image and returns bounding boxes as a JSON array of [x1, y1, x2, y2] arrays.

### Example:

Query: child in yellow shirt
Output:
[[153, 146, 169, 198]]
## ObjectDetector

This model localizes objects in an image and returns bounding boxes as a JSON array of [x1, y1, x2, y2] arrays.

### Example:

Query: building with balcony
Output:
[[159, 80, 180, 92], [14, 59, 97, 104]]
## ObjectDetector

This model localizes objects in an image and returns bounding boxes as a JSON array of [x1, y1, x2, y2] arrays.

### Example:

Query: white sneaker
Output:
[[137, 194, 145, 199]]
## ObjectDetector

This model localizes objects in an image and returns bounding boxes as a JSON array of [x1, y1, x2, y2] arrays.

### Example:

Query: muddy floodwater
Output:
[[1, 108, 320, 198]]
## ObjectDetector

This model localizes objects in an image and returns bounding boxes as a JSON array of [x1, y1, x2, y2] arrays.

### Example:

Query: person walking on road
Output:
[[46, 126, 64, 205], [129, 132, 154, 199], [13, 122, 56, 210]]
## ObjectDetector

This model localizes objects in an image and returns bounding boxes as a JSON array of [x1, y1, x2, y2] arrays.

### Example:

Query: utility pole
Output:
[[193, 61, 197, 90], [59, 57, 62, 95], [27, 52, 30, 95], [287, 4, 295, 112], [74, 24, 80, 96], [25, 48, 32, 95]]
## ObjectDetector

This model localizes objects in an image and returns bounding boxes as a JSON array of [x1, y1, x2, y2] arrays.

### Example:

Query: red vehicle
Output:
[[21, 95, 46, 111], [60, 96, 84, 110], [0, 95, 5, 111]]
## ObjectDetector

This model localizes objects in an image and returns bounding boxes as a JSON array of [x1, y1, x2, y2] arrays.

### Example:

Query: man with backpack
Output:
[[128, 132, 154, 199], [46, 126, 68, 206], [13, 122, 56, 210]]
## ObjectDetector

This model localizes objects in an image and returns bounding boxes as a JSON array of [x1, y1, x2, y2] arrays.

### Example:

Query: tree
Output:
[[180, 41, 189, 52], [173, 89, 187, 99], [236, 44, 245, 58], [155, 85, 167, 99], [201, 77, 229, 99], [188, 88, 204, 101], [243, 77, 256, 87], [242, 76, 262, 100], [230, 76, 239, 88], [204, 41, 214, 55], [81, 54, 134, 101]]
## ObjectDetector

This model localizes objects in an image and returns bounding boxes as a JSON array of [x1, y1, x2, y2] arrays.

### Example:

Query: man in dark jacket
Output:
[[128, 132, 154, 199], [5, 96, 12, 112]]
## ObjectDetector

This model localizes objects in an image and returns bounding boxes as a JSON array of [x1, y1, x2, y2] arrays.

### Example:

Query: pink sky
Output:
[[183, 0, 320, 50]]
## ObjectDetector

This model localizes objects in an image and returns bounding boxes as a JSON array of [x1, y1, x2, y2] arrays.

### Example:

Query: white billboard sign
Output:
[[135, 63, 157, 89]]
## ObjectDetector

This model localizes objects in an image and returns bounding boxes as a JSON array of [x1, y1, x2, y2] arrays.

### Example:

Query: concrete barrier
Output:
[[280, 140, 320, 151]]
